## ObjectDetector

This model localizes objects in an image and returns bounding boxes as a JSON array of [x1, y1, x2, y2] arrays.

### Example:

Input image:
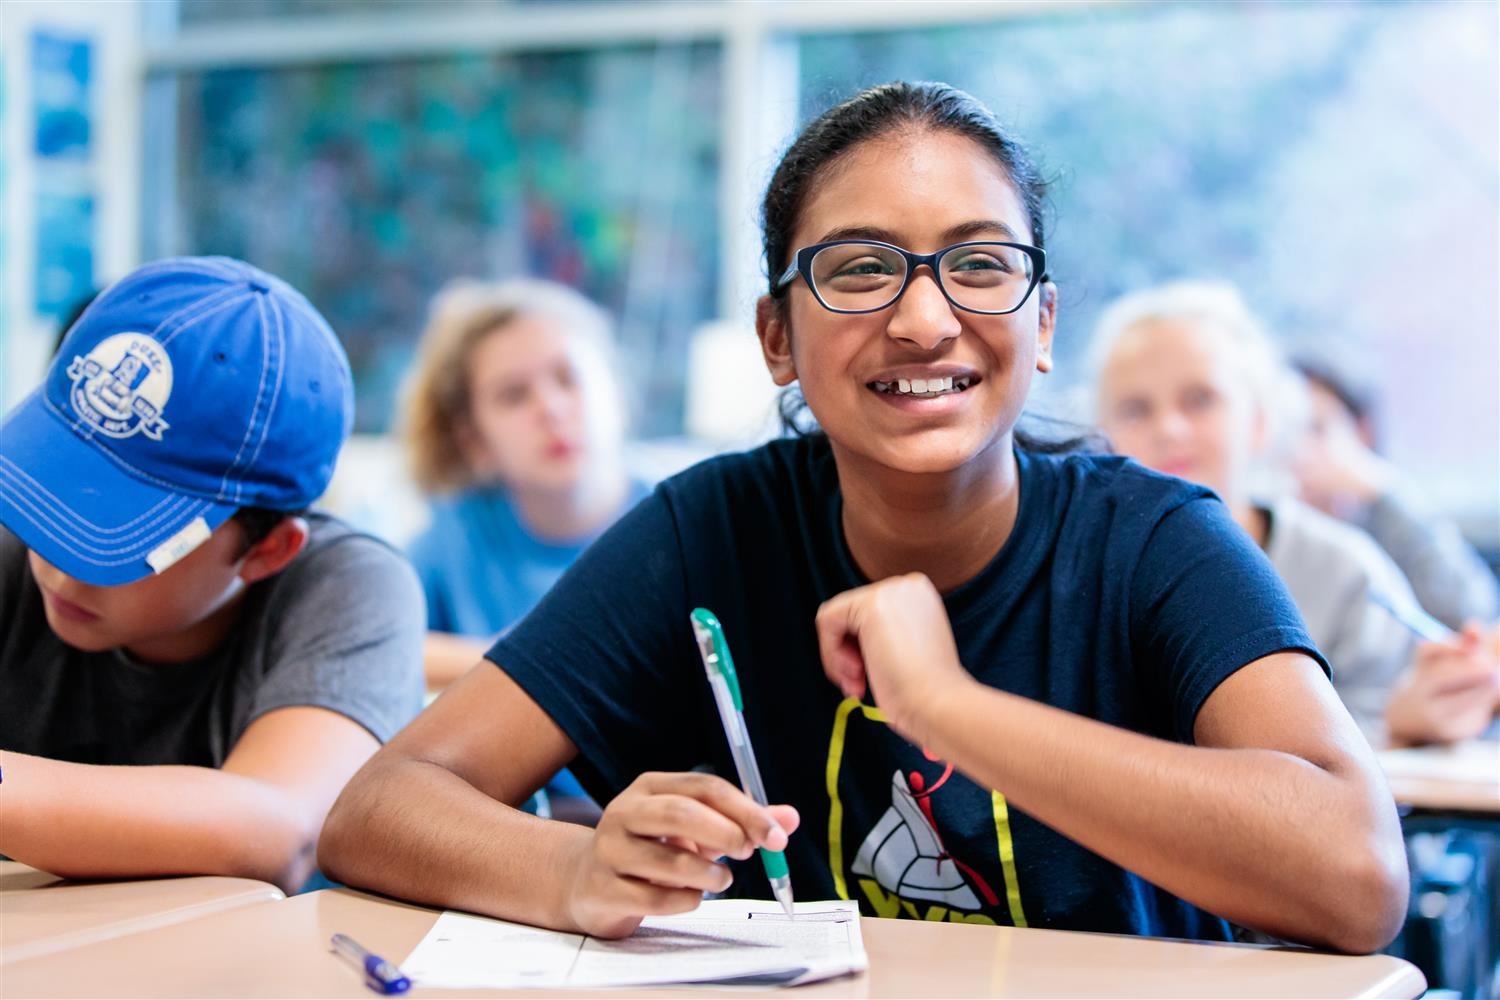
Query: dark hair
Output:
[[1291, 356, 1375, 423], [51, 289, 101, 359], [761, 80, 1086, 453], [763, 81, 1049, 295], [230, 506, 306, 555]]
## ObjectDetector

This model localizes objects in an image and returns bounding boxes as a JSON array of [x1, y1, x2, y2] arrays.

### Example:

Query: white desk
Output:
[[1, 887, 1426, 998], [0, 861, 284, 965], [1379, 740, 1500, 814]]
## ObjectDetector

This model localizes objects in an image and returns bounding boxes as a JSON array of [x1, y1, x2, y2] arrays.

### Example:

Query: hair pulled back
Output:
[[761, 81, 1050, 299]]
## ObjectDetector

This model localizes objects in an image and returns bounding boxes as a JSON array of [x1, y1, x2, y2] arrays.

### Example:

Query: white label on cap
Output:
[[146, 516, 212, 574]]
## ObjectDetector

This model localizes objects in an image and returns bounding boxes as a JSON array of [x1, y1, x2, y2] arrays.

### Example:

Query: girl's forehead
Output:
[[1107, 319, 1212, 372], [472, 320, 572, 372], [795, 130, 1031, 246]]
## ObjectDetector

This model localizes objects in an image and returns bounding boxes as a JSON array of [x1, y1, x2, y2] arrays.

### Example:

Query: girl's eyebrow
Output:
[[814, 220, 1024, 245]]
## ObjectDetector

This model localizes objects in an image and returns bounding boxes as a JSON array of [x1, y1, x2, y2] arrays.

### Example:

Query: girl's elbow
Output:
[[1325, 842, 1410, 954], [316, 766, 378, 885]]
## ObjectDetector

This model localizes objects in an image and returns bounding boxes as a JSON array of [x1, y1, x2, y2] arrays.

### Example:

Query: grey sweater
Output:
[[1263, 497, 1419, 740], [1357, 492, 1499, 630]]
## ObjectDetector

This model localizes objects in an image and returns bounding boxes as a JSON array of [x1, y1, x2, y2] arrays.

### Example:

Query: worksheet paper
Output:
[[400, 899, 867, 989]]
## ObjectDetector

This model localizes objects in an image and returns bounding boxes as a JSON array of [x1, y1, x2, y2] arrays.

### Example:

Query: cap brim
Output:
[[0, 393, 237, 585]]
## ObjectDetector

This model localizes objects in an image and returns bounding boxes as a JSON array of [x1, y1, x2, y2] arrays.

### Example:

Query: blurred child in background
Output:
[[400, 278, 645, 820], [1291, 356, 1499, 630], [1090, 281, 1499, 746]]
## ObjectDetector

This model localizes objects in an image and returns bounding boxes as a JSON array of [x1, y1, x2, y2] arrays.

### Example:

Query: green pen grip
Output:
[[758, 847, 789, 879]]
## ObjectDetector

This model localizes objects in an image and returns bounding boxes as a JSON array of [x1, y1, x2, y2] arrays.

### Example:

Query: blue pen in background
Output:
[[331, 933, 411, 995], [1367, 589, 1453, 644], [690, 608, 796, 918]]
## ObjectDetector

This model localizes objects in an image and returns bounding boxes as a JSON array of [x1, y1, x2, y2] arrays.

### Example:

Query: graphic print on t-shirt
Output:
[[826, 697, 1028, 927]]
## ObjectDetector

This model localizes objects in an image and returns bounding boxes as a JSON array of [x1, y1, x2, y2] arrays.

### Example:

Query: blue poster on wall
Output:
[[31, 29, 96, 319], [35, 189, 95, 318], [32, 30, 92, 160]]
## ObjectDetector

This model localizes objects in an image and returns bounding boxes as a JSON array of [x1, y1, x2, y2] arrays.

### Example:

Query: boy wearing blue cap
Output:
[[0, 257, 424, 892]]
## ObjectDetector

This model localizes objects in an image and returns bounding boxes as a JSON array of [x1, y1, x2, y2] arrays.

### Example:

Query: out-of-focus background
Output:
[[2, 0, 1496, 550]]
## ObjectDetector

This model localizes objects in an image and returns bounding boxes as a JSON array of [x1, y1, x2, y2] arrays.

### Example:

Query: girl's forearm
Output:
[[319, 754, 590, 930], [918, 684, 1407, 952]]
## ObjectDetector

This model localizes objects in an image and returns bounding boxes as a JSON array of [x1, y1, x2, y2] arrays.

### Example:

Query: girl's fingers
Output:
[[767, 804, 801, 837], [621, 794, 754, 859], [608, 835, 733, 893], [815, 594, 868, 698], [602, 874, 710, 919], [633, 772, 789, 852]]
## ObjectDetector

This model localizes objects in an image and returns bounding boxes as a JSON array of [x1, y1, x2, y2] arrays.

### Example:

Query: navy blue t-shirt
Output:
[[488, 435, 1326, 940]]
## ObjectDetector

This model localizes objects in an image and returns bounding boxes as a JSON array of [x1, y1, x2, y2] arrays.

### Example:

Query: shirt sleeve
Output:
[[1130, 497, 1328, 744], [485, 488, 709, 803], [1360, 491, 1500, 630], [246, 535, 427, 743]]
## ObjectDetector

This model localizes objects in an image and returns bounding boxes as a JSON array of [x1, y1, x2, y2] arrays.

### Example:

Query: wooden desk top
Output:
[[1379, 741, 1500, 814], [0, 861, 284, 965], [2, 888, 1425, 998]]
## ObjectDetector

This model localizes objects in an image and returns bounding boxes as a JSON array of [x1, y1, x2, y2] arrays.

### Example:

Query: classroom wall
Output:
[[1, 0, 142, 412]]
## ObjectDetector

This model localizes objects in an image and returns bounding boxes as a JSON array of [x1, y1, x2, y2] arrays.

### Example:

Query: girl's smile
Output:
[[760, 129, 1055, 480]]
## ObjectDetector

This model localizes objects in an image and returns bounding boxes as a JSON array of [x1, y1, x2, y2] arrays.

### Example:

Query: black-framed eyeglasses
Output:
[[775, 239, 1047, 316]]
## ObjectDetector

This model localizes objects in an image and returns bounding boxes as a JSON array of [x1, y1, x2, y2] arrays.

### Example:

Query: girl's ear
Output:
[[1035, 282, 1058, 374], [756, 296, 798, 386]]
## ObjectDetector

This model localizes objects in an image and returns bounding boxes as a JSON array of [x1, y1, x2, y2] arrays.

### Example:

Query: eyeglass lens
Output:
[[809, 243, 1034, 313]]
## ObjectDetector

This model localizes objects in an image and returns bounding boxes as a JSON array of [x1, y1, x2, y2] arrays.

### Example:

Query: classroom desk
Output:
[[1379, 740, 1500, 814], [2, 887, 1425, 999], [0, 861, 284, 966]]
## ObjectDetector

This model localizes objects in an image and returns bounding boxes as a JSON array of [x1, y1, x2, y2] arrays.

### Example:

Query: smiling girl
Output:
[[321, 82, 1407, 952]]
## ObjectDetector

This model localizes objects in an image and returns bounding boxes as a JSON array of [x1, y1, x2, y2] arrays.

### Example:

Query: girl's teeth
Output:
[[876, 376, 967, 397]]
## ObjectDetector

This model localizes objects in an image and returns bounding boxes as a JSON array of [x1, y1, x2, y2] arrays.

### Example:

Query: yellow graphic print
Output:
[[825, 697, 1028, 928]]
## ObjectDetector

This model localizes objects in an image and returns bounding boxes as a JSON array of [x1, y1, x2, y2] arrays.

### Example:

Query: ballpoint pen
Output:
[[330, 933, 412, 995], [1367, 589, 1452, 644], [690, 607, 795, 918]]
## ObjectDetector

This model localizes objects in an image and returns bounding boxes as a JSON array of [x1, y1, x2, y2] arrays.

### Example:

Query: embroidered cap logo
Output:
[[66, 333, 173, 441]]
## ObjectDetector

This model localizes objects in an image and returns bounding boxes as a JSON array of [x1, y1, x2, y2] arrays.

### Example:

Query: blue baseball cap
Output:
[[0, 256, 353, 585]]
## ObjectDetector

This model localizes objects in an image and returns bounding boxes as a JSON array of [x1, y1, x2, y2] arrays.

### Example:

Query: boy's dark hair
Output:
[[230, 507, 307, 554], [760, 80, 1089, 453]]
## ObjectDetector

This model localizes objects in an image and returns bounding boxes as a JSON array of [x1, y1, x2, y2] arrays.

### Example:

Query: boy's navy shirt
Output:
[[489, 435, 1326, 940]]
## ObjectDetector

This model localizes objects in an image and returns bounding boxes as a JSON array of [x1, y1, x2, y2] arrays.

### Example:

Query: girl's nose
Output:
[[885, 271, 961, 351], [1153, 408, 1192, 442], [536, 380, 575, 424]]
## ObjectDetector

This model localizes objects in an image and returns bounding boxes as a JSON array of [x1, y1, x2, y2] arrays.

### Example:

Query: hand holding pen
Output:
[[560, 770, 799, 939], [1375, 591, 1500, 745]]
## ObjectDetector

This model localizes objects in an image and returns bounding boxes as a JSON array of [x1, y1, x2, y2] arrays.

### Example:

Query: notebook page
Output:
[[571, 900, 866, 987], [400, 899, 866, 989]]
